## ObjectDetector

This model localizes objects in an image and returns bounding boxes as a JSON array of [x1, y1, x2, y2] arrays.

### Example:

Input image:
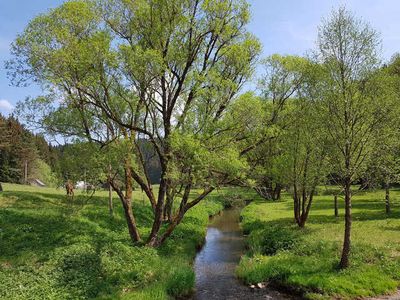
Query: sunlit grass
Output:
[[0, 183, 226, 299], [237, 187, 400, 299]]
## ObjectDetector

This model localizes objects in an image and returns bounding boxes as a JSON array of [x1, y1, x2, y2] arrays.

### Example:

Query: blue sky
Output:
[[1, 0, 399, 115]]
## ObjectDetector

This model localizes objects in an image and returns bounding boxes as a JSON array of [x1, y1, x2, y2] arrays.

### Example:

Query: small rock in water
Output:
[[250, 284, 256, 289], [257, 282, 266, 289]]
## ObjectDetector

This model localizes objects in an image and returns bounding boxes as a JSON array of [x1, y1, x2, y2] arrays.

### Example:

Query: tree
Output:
[[364, 62, 400, 214], [285, 101, 327, 228], [284, 62, 329, 228], [243, 55, 308, 200], [316, 7, 388, 268], [9, 0, 260, 247]]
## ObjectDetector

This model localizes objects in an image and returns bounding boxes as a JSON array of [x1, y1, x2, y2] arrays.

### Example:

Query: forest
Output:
[[1, 1, 400, 299]]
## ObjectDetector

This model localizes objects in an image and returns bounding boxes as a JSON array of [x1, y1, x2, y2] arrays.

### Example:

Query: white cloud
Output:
[[0, 99, 14, 111]]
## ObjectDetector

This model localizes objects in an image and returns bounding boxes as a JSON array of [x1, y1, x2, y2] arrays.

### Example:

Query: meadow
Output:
[[0, 183, 226, 300], [2, 183, 400, 300], [237, 187, 400, 299]]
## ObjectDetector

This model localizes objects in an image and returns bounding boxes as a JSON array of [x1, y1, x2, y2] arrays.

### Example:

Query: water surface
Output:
[[192, 209, 295, 300]]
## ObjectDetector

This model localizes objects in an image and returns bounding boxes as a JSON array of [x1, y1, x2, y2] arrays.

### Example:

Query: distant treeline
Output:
[[0, 114, 58, 185], [0, 114, 161, 186]]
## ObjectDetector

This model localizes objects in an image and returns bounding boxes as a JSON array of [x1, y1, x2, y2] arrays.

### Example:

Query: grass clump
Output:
[[166, 265, 195, 297], [237, 189, 400, 299]]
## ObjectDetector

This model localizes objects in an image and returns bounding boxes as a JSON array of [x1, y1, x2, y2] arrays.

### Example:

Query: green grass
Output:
[[236, 188, 400, 299], [0, 183, 229, 299]]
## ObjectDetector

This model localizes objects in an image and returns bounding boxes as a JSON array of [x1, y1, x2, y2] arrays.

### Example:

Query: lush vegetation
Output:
[[2, 0, 400, 298], [0, 183, 225, 299], [237, 188, 400, 299]]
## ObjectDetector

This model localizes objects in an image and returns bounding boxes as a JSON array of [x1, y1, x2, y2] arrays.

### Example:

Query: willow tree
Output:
[[9, 0, 259, 247], [316, 7, 389, 268]]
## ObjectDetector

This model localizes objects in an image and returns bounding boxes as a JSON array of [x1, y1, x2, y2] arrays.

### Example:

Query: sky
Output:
[[1, 0, 400, 116]]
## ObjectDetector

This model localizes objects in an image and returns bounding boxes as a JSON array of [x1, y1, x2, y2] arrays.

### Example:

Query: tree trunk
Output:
[[385, 184, 390, 214], [334, 195, 339, 217], [254, 186, 273, 200], [273, 184, 282, 200], [108, 183, 113, 216], [108, 164, 113, 217], [122, 198, 141, 243], [109, 180, 141, 244], [124, 160, 141, 243], [109, 155, 141, 244], [164, 188, 174, 222], [148, 186, 213, 247], [293, 196, 300, 224], [24, 160, 28, 184], [295, 192, 314, 228], [358, 177, 369, 190], [147, 173, 167, 247], [150, 210, 185, 248], [147, 115, 172, 246], [299, 215, 306, 228], [0, 182, 3, 192], [339, 180, 352, 269]]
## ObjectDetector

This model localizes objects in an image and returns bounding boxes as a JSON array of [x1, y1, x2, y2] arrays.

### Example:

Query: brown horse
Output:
[[65, 181, 74, 200]]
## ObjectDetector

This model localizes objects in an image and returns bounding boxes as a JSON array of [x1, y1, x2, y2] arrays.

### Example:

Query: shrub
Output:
[[247, 226, 300, 255]]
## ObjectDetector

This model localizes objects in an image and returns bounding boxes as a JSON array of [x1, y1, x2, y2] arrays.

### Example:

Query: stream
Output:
[[191, 208, 296, 300]]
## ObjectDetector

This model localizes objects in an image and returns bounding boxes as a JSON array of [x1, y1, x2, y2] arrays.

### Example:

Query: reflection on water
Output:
[[192, 209, 295, 300]]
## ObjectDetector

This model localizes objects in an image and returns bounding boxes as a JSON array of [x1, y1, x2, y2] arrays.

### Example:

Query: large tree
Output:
[[316, 7, 389, 268], [9, 0, 260, 247]]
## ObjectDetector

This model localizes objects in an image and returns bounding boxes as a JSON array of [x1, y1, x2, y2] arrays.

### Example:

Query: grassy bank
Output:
[[236, 188, 400, 299], [0, 183, 227, 300]]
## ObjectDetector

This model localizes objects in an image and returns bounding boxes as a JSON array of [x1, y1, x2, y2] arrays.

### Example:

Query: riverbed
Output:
[[191, 208, 296, 300]]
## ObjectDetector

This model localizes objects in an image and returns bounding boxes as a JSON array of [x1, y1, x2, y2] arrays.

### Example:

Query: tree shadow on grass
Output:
[[276, 196, 400, 225], [0, 205, 129, 261], [0, 209, 77, 259], [2, 191, 68, 209]]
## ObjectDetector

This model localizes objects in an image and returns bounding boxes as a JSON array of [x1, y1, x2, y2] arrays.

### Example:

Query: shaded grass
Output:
[[237, 188, 400, 299], [0, 183, 229, 299]]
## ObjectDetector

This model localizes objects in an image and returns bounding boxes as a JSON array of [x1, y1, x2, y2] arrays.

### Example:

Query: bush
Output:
[[247, 226, 300, 255]]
